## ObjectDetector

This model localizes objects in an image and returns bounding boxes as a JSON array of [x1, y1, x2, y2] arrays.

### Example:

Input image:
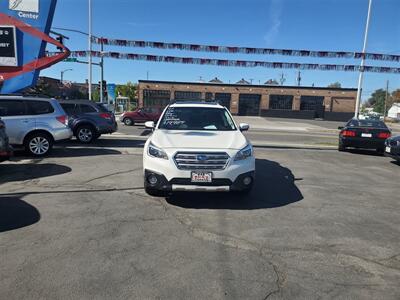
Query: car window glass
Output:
[[61, 103, 77, 115], [26, 101, 54, 115], [159, 107, 236, 131], [0, 100, 26, 116], [79, 104, 97, 113]]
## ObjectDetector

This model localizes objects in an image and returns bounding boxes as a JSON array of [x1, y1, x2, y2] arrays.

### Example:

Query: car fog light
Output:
[[148, 174, 158, 185], [243, 176, 252, 186]]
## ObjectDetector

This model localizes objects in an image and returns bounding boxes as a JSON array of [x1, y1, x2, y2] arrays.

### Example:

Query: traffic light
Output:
[[56, 35, 64, 51], [102, 80, 107, 100]]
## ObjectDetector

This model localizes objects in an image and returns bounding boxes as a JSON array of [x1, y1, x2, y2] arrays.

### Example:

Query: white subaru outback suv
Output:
[[143, 101, 255, 196]]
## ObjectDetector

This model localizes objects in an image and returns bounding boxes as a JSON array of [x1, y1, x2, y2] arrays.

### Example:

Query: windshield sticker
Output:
[[163, 108, 186, 127]]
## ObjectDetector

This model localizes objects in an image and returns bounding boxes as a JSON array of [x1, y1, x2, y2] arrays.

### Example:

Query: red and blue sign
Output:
[[0, 0, 69, 93]]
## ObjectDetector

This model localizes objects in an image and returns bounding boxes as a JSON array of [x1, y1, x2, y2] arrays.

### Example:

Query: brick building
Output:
[[138, 80, 357, 121]]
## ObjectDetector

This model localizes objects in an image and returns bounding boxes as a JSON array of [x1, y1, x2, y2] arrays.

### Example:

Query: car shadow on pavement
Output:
[[0, 163, 71, 183], [166, 159, 303, 210], [346, 149, 384, 157], [62, 139, 145, 148], [11, 147, 122, 159], [0, 196, 40, 233], [390, 160, 400, 166]]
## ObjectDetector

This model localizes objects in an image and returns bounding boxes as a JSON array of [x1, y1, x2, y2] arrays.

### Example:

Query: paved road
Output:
[[1, 137, 399, 299]]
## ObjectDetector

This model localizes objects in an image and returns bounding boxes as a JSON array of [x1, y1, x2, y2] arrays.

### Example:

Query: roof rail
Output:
[[169, 99, 221, 105]]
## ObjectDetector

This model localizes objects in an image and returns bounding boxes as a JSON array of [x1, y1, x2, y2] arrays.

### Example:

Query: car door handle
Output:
[[22, 120, 30, 123]]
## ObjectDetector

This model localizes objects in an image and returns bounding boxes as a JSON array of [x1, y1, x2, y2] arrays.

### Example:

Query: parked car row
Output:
[[0, 96, 118, 157], [338, 118, 400, 162]]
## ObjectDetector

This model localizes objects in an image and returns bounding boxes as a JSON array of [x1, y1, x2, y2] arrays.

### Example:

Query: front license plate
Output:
[[386, 146, 391, 153], [191, 172, 213, 183], [361, 133, 372, 138]]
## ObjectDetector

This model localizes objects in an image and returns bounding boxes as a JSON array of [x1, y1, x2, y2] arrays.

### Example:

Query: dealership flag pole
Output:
[[355, 0, 373, 118], [88, 0, 93, 100]]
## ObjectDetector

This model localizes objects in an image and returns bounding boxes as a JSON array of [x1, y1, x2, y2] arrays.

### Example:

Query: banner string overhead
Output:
[[91, 37, 400, 63], [47, 51, 400, 74]]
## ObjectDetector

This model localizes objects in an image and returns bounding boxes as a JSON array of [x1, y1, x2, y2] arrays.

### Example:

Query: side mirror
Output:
[[145, 121, 155, 129], [338, 126, 344, 130], [239, 123, 250, 131]]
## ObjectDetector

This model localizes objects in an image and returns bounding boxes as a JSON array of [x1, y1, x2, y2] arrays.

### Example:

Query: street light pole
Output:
[[88, 0, 93, 100], [60, 69, 73, 84], [355, 0, 373, 118]]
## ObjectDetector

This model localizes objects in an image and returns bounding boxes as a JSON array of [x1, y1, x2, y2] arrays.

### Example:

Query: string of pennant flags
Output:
[[46, 51, 400, 74], [91, 37, 400, 63]]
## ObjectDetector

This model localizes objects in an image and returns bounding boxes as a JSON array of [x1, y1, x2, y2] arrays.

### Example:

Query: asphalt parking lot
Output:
[[1, 136, 400, 299]]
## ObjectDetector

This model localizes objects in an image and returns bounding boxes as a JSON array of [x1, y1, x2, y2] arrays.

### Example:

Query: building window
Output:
[[269, 95, 294, 110], [215, 93, 231, 110], [174, 91, 202, 100], [300, 96, 324, 111], [205, 92, 213, 102], [238, 94, 261, 116], [143, 90, 171, 108]]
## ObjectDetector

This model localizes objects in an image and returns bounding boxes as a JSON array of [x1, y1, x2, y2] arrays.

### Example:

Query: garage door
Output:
[[238, 94, 261, 116], [300, 96, 325, 118]]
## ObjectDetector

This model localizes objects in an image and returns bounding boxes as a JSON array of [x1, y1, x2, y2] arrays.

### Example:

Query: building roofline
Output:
[[138, 80, 358, 92]]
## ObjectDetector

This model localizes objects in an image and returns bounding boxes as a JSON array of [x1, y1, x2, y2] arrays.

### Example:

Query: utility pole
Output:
[[88, 0, 93, 100], [355, 0, 373, 118], [279, 73, 286, 85], [296, 71, 301, 86], [100, 38, 104, 103], [384, 80, 389, 118]]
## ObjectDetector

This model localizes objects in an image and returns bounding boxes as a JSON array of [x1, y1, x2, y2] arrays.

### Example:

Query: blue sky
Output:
[[43, 0, 400, 101]]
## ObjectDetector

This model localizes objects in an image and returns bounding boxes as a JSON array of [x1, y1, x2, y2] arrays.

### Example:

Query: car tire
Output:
[[24, 132, 53, 157], [145, 186, 166, 197], [76, 125, 96, 144], [338, 143, 346, 152], [123, 118, 134, 126]]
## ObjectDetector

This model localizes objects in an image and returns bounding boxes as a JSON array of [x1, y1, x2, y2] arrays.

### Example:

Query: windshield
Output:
[[159, 107, 237, 131], [348, 119, 387, 129]]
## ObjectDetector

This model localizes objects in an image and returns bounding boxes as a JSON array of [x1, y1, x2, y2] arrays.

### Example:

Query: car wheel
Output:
[[76, 125, 96, 143], [123, 118, 134, 126], [24, 132, 53, 157]]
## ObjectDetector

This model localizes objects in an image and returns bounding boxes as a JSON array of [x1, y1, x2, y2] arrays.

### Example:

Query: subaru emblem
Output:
[[197, 155, 207, 161]]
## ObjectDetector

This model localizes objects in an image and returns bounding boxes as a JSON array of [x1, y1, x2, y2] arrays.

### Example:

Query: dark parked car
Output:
[[338, 118, 391, 153], [120, 107, 163, 126], [0, 118, 13, 162], [59, 100, 118, 143], [385, 135, 400, 162]]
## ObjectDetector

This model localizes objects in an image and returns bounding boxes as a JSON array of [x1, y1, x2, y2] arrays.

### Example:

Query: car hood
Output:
[[150, 130, 248, 150]]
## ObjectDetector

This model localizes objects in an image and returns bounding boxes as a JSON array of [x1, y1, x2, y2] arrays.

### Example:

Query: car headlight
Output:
[[234, 144, 253, 161], [148, 142, 168, 160]]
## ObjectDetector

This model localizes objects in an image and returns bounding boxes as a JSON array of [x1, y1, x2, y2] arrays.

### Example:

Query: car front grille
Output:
[[174, 152, 230, 170]]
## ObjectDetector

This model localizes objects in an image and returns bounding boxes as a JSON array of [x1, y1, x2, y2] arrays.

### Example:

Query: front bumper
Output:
[[144, 169, 255, 192], [384, 146, 400, 161]]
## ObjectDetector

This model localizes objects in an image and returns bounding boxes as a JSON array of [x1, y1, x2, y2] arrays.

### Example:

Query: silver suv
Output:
[[0, 96, 73, 156]]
